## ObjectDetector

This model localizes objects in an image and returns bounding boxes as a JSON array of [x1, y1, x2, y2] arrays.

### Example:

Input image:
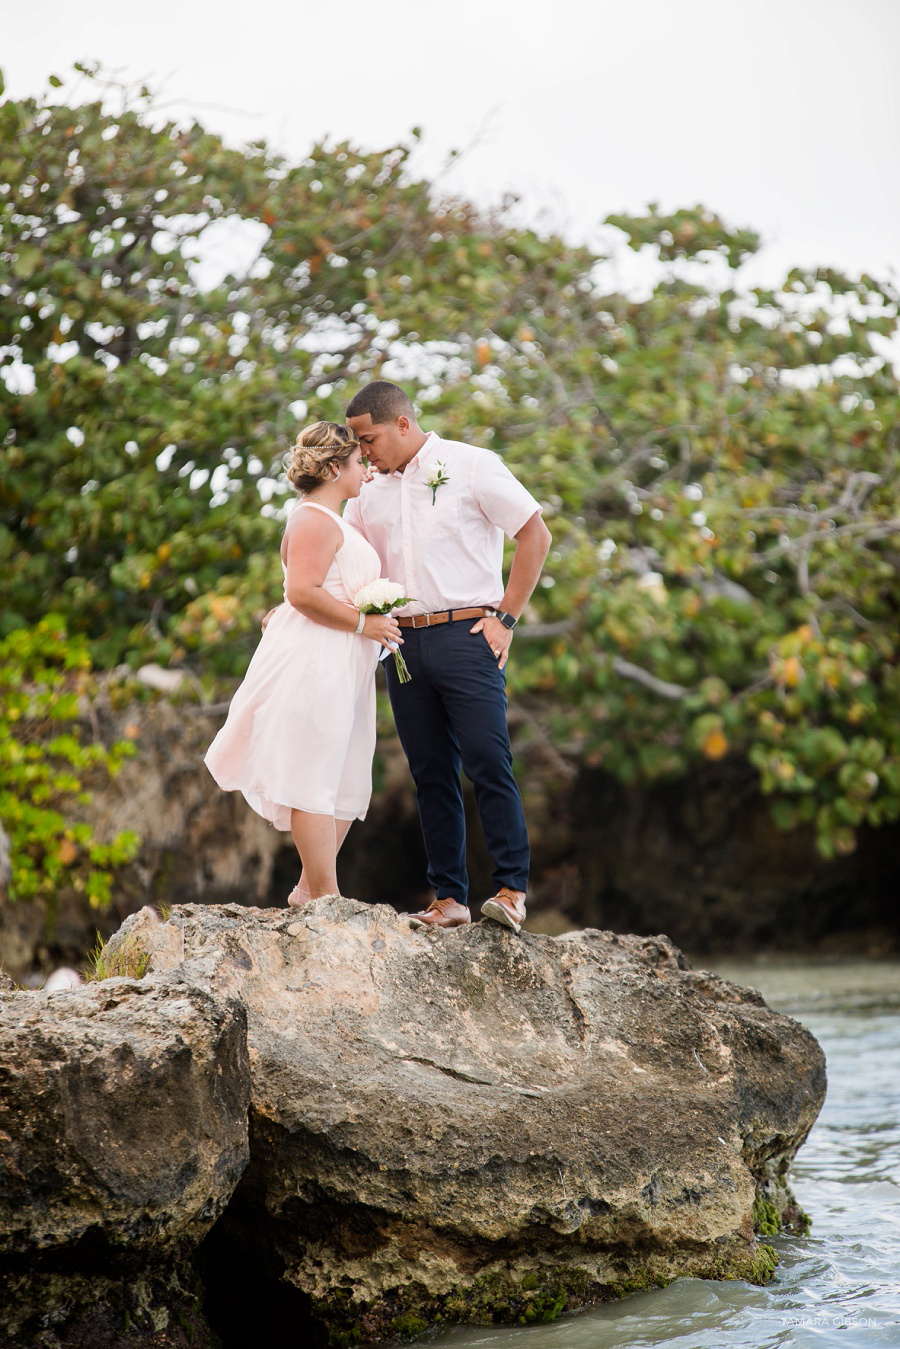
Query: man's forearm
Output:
[[499, 514, 552, 617]]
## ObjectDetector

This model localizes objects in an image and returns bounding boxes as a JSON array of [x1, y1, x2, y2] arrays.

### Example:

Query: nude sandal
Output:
[[287, 884, 310, 909]]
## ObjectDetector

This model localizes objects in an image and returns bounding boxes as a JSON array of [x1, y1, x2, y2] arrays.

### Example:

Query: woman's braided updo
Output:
[[284, 421, 360, 494]]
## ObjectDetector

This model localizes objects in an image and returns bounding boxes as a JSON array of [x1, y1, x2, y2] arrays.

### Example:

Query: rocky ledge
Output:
[[112, 898, 819, 1343], [0, 898, 825, 1344]]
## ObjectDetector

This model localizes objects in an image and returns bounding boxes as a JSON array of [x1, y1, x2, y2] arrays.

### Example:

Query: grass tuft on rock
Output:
[[83, 932, 150, 983]]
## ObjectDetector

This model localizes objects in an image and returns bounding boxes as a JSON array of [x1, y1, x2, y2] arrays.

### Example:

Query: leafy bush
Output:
[[0, 616, 139, 905]]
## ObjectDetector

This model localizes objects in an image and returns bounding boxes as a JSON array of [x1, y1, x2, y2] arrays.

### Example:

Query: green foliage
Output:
[[2, 71, 898, 860], [0, 616, 139, 905], [82, 929, 149, 981], [1, 68, 553, 672], [507, 207, 900, 862]]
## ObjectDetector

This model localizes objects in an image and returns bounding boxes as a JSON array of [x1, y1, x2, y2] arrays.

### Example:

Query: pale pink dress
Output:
[[204, 502, 382, 827]]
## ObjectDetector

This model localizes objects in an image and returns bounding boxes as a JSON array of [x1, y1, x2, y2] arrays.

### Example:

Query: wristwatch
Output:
[[487, 608, 518, 629]]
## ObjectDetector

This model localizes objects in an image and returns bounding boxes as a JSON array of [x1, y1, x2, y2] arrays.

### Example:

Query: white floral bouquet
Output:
[[353, 580, 416, 684]]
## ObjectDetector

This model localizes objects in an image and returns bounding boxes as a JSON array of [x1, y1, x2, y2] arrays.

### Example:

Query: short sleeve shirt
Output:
[[343, 432, 542, 616]]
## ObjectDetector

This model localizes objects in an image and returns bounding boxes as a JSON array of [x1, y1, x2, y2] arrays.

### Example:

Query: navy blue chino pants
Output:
[[384, 619, 530, 905]]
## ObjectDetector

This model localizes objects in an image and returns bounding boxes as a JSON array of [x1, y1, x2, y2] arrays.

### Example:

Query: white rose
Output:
[[353, 579, 409, 610]]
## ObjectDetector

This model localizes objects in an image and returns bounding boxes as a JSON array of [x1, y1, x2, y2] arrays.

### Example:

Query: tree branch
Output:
[[514, 619, 576, 640], [611, 656, 689, 700], [752, 517, 900, 564]]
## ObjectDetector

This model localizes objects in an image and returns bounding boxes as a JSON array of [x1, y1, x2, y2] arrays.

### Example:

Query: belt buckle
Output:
[[425, 613, 433, 627]]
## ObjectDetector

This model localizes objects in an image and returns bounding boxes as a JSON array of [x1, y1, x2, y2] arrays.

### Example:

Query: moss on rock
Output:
[[753, 1177, 812, 1236], [0, 1260, 217, 1348], [309, 1243, 782, 1343], [388, 1312, 428, 1340], [753, 1196, 783, 1236], [751, 1243, 779, 1283]]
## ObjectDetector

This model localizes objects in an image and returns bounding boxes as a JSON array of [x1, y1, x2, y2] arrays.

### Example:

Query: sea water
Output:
[[409, 959, 900, 1349]]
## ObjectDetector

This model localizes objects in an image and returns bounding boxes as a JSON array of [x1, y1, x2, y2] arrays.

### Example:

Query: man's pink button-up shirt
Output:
[[343, 432, 542, 617]]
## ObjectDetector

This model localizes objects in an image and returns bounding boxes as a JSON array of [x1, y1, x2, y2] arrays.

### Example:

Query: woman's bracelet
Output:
[[354, 610, 366, 635]]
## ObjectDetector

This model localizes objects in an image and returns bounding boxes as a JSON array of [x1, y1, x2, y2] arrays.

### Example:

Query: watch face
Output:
[[500, 612, 516, 628]]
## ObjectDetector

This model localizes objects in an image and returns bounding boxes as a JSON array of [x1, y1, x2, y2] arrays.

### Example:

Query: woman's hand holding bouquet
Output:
[[354, 580, 416, 683]]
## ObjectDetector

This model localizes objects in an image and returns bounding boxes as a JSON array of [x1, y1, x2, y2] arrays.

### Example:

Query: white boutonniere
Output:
[[425, 462, 450, 505]]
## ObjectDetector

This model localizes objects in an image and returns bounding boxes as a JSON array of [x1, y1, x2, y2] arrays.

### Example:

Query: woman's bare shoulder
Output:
[[281, 503, 343, 562]]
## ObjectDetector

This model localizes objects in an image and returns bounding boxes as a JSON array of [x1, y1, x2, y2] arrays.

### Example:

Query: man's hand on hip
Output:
[[470, 614, 513, 671]]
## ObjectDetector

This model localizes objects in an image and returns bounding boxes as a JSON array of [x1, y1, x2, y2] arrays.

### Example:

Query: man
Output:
[[344, 381, 551, 932]]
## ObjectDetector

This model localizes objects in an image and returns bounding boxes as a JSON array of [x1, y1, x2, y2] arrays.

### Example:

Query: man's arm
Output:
[[499, 511, 552, 617], [470, 510, 552, 670]]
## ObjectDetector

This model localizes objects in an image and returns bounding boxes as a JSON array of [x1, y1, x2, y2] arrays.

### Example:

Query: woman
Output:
[[204, 422, 402, 904]]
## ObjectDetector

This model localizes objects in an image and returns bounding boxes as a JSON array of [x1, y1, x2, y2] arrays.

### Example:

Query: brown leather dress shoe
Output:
[[407, 898, 472, 930], [480, 887, 527, 934]]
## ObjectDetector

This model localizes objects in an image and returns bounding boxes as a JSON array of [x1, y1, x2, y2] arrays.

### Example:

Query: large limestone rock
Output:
[[0, 976, 250, 1347], [115, 898, 825, 1342]]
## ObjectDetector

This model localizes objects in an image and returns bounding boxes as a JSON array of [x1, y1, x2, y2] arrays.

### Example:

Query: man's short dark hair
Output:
[[345, 381, 415, 426]]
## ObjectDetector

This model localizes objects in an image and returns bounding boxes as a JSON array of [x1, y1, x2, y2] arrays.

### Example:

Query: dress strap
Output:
[[295, 500, 348, 530], [282, 499, 346, 563]]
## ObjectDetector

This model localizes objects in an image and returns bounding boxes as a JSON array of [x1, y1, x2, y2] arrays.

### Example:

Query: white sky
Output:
[[4, 0, 900, 288]]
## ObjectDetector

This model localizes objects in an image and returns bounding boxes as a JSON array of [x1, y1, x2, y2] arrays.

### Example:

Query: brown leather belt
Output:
[[397, 607, 489, 629]]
